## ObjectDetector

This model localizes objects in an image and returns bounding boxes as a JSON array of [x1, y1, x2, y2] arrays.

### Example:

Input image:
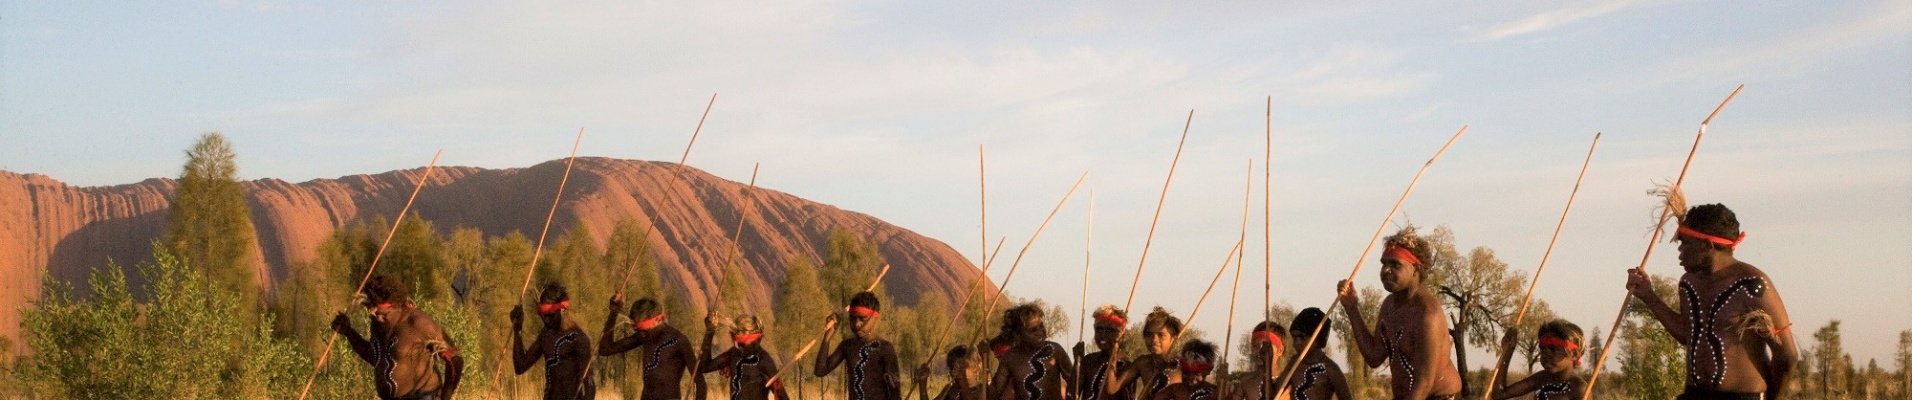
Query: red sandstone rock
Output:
[[0, 157, 989, 355]]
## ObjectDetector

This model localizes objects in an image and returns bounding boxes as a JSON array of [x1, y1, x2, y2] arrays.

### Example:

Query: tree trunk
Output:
[[1451, 302, 1472, 396]]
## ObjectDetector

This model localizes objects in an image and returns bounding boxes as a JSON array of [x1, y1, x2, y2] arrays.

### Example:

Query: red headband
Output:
[[1677, 226, 1746, 250], [537, 300, 570, 315], [1094, 313, 1127, 327], [1178, 358, 1213, 374], [1537, 337, 1579, 351], [849, 306, 880, 318], [1383, 245, 1421, 266], [634, 313, 667, 330], [1254, 331, 1284, 348], [732, 332, 764, 346]]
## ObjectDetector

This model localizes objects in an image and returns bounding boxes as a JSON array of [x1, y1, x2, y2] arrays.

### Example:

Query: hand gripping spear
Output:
[[295, 150, 443, 400], [764, 264, 892, 388], [1479, 132, 1600, 400], [1581, 85, 1743, 400], [1273, 125, 1467, 398]]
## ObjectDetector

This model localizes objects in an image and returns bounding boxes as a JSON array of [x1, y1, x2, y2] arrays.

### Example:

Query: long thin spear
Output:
[[1222, 159, 1252, 400], [968, 172, 1091, 390], [1099, 110, 1192, 400], [1481, 132, 1600, 400], [1117, 109, 1194, 332], [295, 150, 443, 400], [615, 93, 719, 294], [1171, 240, 1245, 346], [1582, 85, 1743, 399], [1274, 125, 1468, 397], [1078, 189, 1094, 356], [765, 264, 891, 387], [485, 128, 587, 398], [902, 236, 1006, 397], [710, 163, 762, 315]]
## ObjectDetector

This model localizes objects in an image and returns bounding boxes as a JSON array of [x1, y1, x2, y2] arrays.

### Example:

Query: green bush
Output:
[[16, 246, 308, 399]]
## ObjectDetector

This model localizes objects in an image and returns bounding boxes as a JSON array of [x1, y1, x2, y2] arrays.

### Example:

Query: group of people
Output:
[[327, 202, 1797, 400]]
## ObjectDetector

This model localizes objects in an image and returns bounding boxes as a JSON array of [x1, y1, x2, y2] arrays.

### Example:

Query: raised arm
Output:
[[813, 314, 846, 377], [332, 313, 375, 365], [599, 296, 644, 356], [1626, 269, 1688, 345], [1488, 328, 1521, 397], [1336, 280, 1384, 368], [510, 307, 542, 374]]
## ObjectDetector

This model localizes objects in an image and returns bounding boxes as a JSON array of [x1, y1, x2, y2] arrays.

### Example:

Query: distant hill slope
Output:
[[0, 157, 988, 354]]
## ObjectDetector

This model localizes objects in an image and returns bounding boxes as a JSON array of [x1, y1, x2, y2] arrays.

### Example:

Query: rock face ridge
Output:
[[0, 157, 986, 354]]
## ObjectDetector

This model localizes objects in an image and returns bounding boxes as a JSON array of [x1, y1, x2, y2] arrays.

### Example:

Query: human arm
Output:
[[1336, 280, 1385, 368], [599, 296, 643, 356], [1754, 276, 1797, 400], [1326, 364, 1353, 400], [1056, 342, 1079, 399], [1626, 268, 1688, 345], [884, 341, 904, 400], [332, 312, 376, 365], [436, 333, 464, 399], [510, 306, 540, 374], [813, 313, 845, 376], [1488, 328, 1517, 394]]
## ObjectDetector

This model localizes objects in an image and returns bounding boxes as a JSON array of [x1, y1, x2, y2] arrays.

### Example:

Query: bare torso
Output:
[[1378, 291, 1461, 398], [1679, 264, 1777, 393]]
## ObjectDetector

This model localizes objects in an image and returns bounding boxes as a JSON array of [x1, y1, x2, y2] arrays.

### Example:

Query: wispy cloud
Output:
[[1461, 0, 1654, 42], [1606, 0, 1911, 92]]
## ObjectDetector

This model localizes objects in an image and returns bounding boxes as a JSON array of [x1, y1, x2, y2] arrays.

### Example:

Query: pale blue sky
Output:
[[4, 1, 1908, 364]]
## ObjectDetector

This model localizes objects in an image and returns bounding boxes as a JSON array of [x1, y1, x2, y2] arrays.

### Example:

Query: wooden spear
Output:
[[295, 150, 443, 400], [614, 93, 719, 293], [1480, 133, 1600, 400], [1097, 110, 1194, 399], [1263, 97, 1273, 322], [1222, 159, 1253, 400], [902, 235, 1007, 397], [1171, 240, 1245, 346], [484, 128, 587, 399], [1581, 85, 1743, 400], [764, 264, 892, 387], [1077, 188, 1094, 367], [967, 172, 1090, 390], [1273, 125, 1468, 397]]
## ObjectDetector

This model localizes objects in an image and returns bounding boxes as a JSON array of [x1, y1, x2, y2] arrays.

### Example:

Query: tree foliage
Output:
[[18, 246, 305, 398], [164, 132, 262, 314]]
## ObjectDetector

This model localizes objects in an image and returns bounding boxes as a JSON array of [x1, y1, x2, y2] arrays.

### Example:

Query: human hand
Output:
[[1073, 341, 1087, 358], [331, 312, 351, 333], [510, 305, 525, 329], [1625, 268, 1655, 300], [1336, 280, 1359, 308], [608, 294, 626, 315], [1500, 328, 1519, 353]]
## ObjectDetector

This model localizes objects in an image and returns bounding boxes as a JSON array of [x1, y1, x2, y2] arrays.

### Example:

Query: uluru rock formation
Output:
[[0, 157, 989, 354]]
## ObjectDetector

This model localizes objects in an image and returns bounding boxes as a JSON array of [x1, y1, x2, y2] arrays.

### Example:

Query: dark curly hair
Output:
[[1000, 303, 1047, 338], [1682, 203, 1741, 252], [362, 274, 409, 306], [945, 345, 973, 371], [538, 282, 569, 304], [849, 291, 881, 312], [1383, 225, 1435, 278], [1181, 339, 1217, 363], [629, 297, 663, 320], [1290, 307, 1330, 349], [1144, 307, 1183, 336]]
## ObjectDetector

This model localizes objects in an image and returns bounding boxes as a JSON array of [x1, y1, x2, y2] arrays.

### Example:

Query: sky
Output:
[[4, 1, 1909, 365]]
